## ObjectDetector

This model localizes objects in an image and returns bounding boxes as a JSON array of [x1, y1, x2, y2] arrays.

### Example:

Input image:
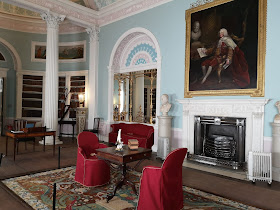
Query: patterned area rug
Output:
[[1, 167, 260, 210]]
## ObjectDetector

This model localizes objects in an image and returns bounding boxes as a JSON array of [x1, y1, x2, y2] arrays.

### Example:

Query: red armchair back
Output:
[[137, 148, 188, 210], [75, 131, 110, 187], [77, 131, 101, 157]]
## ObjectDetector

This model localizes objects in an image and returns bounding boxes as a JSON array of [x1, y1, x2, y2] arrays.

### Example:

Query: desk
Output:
[[96, 145, 152, 202], [6, 130, 56, 161], [58, 120, 76, 138]]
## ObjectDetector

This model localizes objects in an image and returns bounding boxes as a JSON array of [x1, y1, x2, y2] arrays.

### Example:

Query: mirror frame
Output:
[[113, 69, 157, 124]]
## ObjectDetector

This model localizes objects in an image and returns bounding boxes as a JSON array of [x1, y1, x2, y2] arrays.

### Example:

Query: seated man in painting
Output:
[[200, 28, 250, 88]]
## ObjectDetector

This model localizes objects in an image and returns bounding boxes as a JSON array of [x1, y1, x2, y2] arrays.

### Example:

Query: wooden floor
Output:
[[0, 136, 280, 210]]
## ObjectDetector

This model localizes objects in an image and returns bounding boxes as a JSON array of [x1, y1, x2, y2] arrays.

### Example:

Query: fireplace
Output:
[[191, 116, 246, 169], [177, 99, 269, 172]]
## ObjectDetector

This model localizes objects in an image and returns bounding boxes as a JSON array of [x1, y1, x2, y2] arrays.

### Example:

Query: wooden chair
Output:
[[84, 117, 101, 135], [13, 119, 36, 154]]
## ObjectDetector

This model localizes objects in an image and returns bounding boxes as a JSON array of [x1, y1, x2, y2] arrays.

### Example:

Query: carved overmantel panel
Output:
[[177, 99, 270, 161]]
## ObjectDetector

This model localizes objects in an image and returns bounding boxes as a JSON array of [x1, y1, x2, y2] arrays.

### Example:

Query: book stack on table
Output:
[[128, 139, 139, 150]]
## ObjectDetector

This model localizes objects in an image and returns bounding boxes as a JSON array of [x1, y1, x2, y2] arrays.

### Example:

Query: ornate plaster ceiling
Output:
[[70, 0, 120, 11], [0, 2, 40, 18], [0, 0, 171, 33], [0, 0, 120, 18]]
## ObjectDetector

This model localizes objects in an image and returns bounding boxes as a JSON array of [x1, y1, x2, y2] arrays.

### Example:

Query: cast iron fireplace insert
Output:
[[189, 116, 246, 170]]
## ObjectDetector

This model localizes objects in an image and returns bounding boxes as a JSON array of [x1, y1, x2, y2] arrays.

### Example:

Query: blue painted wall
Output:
[[0, 43, 16, 117], [0, 28, 89, 117], [0, 28, 89, 71], [98, 0, 280, 137]]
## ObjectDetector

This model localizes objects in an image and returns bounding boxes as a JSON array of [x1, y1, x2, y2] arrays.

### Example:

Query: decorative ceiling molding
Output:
[[0, 2, 40, 18], [189, 0, 214, 9], [83, 0, 98, 10], [93, 0, 120, 10], [0, 0, 173, 33], [98, 0, 173, 26], [0, 12, 85, 34]]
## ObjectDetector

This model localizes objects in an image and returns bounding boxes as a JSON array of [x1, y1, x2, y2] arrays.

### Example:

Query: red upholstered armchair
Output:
[[75, 131, 110, 187], [137, 148, 188, 210]]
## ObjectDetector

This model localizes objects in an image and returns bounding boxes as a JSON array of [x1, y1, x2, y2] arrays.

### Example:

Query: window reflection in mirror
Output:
[[113, 69, 157, 124]]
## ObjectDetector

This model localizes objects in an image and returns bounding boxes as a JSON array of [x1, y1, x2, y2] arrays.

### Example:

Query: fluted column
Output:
[[41, 12, 65, 145], [86, 26, 100, 129]]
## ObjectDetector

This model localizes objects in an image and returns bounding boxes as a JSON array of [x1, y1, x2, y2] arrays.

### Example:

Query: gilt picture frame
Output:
[[184, 0, 266, 97], [31, 41, 86, 63]]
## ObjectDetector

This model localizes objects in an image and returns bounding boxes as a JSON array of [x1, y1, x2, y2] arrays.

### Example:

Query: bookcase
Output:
[[18, 71, 88, 121], [21, 75, 43, 118], [58, 76, 66, 118], [69, 76, 85, 118]]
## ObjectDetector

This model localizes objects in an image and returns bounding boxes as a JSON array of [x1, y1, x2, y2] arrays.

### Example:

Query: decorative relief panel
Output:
[[112, 33, 157, 70], [125, 43, 157, 67], [112, 32, 141, 70]]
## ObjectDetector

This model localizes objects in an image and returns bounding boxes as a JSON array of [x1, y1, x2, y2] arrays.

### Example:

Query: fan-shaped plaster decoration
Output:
[[112, 32, 157, 70], [125, 43, 157, 67]]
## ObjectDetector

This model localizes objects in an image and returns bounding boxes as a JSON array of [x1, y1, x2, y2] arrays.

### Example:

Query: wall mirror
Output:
[[113, 69, 157, 124]]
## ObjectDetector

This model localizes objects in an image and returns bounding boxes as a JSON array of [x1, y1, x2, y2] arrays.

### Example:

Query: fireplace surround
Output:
[[177, 99, 269, 169]]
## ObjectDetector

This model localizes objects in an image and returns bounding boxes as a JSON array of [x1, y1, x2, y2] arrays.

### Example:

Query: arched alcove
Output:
[[0, 38, 22, 129], [0, 37, 22, 71], [107, 27, 162, 126]]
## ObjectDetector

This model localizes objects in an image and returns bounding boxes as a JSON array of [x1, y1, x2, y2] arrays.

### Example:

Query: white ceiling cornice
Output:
[[98, 0, 173, 26], [0, 0, 173, 31]]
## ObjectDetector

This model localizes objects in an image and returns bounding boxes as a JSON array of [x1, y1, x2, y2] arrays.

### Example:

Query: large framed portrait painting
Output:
[[185, 0, 266, 97]]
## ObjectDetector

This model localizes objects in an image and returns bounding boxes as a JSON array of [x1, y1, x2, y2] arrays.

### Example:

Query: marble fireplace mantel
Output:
[[177, 99, 270, 161]]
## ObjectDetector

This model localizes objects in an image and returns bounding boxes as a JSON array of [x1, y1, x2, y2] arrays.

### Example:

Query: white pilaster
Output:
[[41, 12, 65, 145], [107, 66, 114, 123], [86, 26, 100, 129]]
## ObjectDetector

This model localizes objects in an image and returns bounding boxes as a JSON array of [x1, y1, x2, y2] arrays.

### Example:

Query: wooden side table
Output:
[[96, 146, 152, 202]]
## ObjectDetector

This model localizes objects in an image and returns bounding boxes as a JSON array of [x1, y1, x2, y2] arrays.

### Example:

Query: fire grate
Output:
[[193, 116, 246, 170], [204, 135, 236, 160]]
